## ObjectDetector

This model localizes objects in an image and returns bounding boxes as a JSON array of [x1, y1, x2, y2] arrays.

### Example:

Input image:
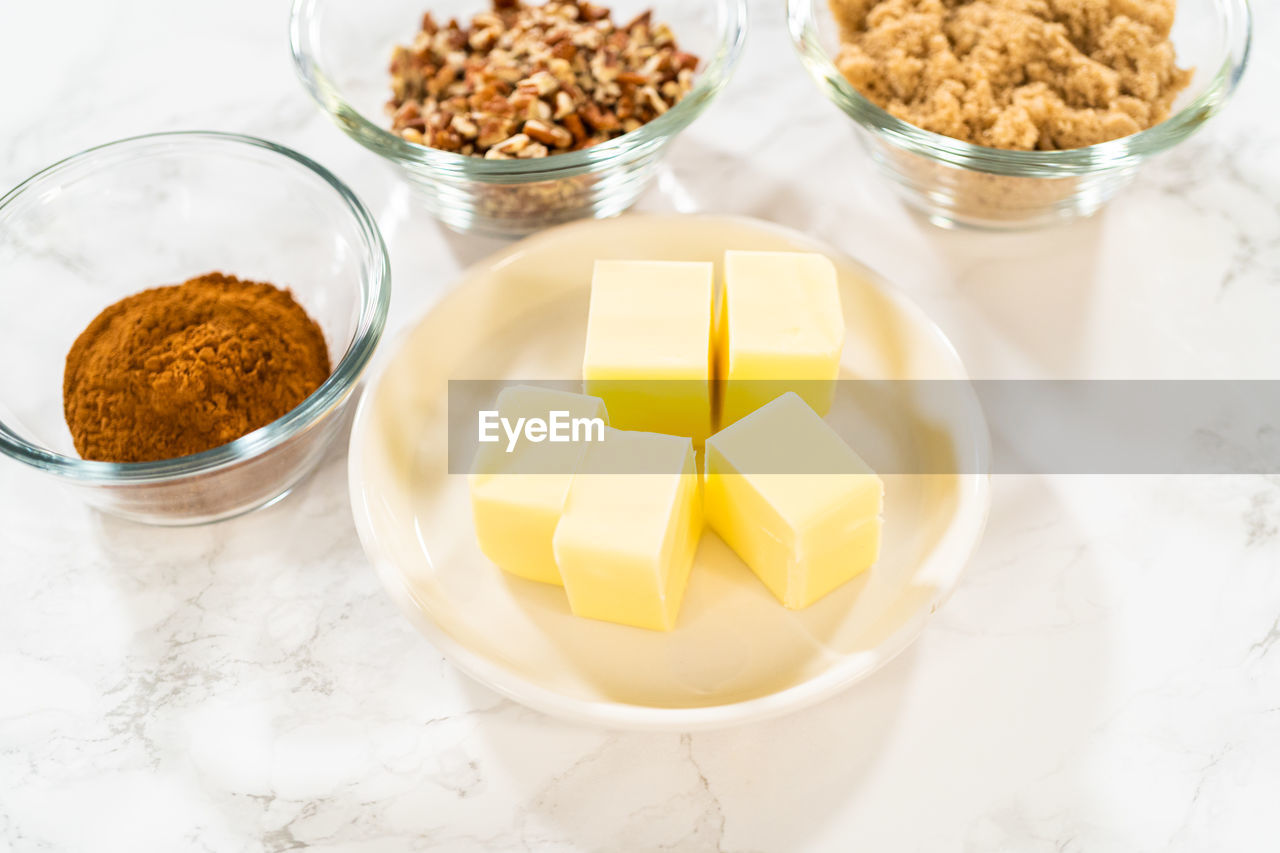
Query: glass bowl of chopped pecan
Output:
[[787, 0, 1251, 229], [291, 0, 747, 236]]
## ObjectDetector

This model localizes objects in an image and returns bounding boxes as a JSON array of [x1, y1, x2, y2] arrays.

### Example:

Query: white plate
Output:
[[348, 214, 990, 730]]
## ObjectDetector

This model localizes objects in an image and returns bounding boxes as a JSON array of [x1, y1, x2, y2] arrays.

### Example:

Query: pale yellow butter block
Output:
[[719, 250, 844, 428], [552, 428, 702, 631], [470, 386, 609, 585], [583, 260, 714, 443], [704, 392, 882, 609]]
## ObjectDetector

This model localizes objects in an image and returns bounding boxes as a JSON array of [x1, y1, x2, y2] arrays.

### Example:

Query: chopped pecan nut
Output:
[[525, 118, 575, 148], [519, 70, 560, 96], [490, 132, 531, 155], [561, 111, 588, 143], [553, 90, 575, 119], [516, 141, 551, 158], [451, 114, 479, 139], [624, 10, 652, 32], [639, 85, 667, 116], [392, 101, 426, 130], [477, 115, 516, 148], [387, 0, 699, 160], [671, 51, 698, 73], [580, 102, 620, 132]]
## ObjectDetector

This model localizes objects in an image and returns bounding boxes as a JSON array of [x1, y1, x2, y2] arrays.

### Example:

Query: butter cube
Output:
[[583, 260, 714, 443], [552, 428, 702, 631], [470, 386, 609, 586], [704, 393, 882, 609], [719, 251, 844, 428]]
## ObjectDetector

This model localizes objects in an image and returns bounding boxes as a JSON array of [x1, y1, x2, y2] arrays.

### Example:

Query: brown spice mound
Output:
[[64, 273, 331, 463], [830, 0, 1193, 150]]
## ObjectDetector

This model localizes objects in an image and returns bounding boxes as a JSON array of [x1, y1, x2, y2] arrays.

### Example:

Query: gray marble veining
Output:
[[2, 0, 1279, 850]]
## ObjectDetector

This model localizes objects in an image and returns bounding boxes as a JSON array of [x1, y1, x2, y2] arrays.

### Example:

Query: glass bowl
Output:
[[787, 0, 1252, 229], [290, 0, 747, 237], [0, 132, 391, 526]]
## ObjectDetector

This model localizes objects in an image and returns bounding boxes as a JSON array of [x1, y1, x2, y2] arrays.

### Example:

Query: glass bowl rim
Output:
[[785, 0, 1253, 177], [289, 0, 749, 180], [0, 130, 392, 484]]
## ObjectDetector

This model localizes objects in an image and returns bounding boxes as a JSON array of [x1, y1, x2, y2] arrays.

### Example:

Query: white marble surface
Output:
[[2, 0, 1279, 849]]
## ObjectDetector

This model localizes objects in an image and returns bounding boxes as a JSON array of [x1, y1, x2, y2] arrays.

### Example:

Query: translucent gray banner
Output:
[[448, 380, 1280, 475]]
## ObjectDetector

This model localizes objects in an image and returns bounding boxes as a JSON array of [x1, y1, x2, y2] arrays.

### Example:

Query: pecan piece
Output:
[[524, 118, 574, 149], [561, 111, 588, 143], [581, 102, 620, 132]]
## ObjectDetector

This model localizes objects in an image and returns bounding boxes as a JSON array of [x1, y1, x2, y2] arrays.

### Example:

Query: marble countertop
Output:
[[2, 0, 1278, 850]]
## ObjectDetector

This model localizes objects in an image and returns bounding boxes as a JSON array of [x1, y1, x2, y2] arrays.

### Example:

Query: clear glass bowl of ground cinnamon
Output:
[[0, 132, 389, 525], [787, 0, 1251, 228]]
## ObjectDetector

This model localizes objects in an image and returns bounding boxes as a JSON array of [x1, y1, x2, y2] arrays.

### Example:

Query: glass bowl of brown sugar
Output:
[[787, 0, 1252, 229], [0, 131, 391, 525]]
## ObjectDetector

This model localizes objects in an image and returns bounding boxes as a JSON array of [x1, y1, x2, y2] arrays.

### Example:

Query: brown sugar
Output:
[[64, 273, 331, 463], [830, 0, 1193, 150]]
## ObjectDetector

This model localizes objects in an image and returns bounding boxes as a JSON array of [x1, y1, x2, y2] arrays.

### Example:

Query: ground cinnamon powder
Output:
[[64, 273, 331, 463], [831, 0, 1192, 150]]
